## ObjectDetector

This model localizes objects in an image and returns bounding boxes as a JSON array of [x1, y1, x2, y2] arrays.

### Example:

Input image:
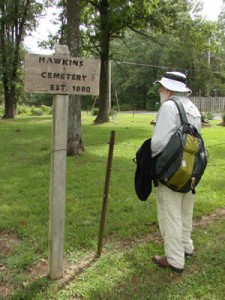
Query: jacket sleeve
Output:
[[151, 101, 179, 157]]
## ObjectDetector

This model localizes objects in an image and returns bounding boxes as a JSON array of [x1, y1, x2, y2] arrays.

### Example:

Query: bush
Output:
[[17, 105, 31, 115], [1, 104, 52, 117], [118, 103, 133, 111], [202, 111, 215, 122], [40, 105, 52, 115], [91, 108, 99, 116], [146, 87, 160, 111], [91, 108, 118, 117], [222, 114, 225, 123], [0, 106, 3, 117], [29, 105, 52, 116], [30, 106, 44, 116], [108, 109, 117, 117]]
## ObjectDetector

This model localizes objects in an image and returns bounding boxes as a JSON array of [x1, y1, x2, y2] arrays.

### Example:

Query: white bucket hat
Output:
[[154, 71, 191, 93]]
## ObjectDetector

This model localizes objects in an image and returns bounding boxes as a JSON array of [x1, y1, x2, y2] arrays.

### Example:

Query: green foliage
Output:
[[117, 103, 134, 111], [108, 109, 117, 117], [91, 108, 99, 116], [30, 106, 44, 116], [30, 105, 52, 116], [110, 17, 225, 109], [0, 1, 43, 118], [80, 96, 96, 111], [17, 104, 31, 115], [24, 93, 53, 107], [0, 105, 3, 117], [91, 108, 117, 117], [146, 87, 160, 111], [40, 105, 52, 115], [222, 113, 225, 123], [202, 111, 215, 121], [17, 105, 52, 116]]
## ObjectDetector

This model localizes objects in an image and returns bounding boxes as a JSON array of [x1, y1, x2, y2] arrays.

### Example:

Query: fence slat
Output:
[[190, 97, 225, 112]]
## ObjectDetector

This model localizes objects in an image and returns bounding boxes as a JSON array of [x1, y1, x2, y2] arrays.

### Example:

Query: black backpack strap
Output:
[[170, 96, 188, 125]]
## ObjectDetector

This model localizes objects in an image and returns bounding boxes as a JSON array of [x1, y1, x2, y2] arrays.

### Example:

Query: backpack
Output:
[[134, 138, 157, 201], [156, 97, 208, 194]]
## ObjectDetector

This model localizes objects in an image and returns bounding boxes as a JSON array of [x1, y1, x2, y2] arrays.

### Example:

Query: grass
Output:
[[0, 112, 225, 299]]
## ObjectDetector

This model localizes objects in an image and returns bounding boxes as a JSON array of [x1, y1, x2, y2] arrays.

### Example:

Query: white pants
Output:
[[156, 182, 194, 269]]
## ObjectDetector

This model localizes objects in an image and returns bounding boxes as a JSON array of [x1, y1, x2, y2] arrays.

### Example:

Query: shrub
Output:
[[17, 105, 31, 115], [146, 87, 159, 111], [30, 106, 44, 116], [0, 106, 3, 117], [108, 109, 117, 117], [30, 105, 52, 116], [202, 111, 215, 121], [222, 114, 225, 124], [40, 105, 52, 115], [1, 104, 52, 117], [118, 103, 133, 111], [91, 108, 99, 116]]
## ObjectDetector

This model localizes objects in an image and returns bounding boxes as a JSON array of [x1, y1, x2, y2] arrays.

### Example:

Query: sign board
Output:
[[24, 54, 100, 95]]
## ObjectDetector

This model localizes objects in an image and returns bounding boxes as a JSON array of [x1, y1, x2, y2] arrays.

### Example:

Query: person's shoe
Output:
[[152, 255, 184, 273]]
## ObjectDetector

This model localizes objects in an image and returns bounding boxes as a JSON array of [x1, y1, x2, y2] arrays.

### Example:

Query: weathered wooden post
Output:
[[48, 45, 70, 279], [24, 45, 100, 279]]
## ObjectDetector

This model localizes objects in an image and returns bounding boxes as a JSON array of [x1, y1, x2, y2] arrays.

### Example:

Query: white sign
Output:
[[24, 54, 100, 95]]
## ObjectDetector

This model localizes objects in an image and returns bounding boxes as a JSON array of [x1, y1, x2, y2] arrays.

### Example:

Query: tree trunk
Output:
[[1, 46, 17, 119], [66, 0, 84, 156], [3, 93, 16, 119], [0, 0, 31, 119], [67, 96, 84, 155], [94, 53, 110, 124], [94, 0, 110, 124]]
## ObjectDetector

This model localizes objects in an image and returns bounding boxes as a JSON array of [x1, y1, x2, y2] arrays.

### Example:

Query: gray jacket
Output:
[[151, 95, 201, 158]]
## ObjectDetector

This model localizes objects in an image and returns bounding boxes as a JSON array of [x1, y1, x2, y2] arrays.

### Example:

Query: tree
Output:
[[82, 0, 158, 123], [110, 4, 223, 107], [65, 0, 84, 156], [81, 0, 195, 123], [44, 0, 83, 156], [111, 31, 164, 111], [0, 0, 42, 119], [210, 6, 225, 96]]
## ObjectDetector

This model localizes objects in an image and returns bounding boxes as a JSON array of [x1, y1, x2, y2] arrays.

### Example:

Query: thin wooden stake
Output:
[[97, 130, 116, 257]]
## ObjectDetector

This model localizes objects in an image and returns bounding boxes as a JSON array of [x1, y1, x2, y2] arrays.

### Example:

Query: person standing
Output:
[[151, 71, 201, 273]]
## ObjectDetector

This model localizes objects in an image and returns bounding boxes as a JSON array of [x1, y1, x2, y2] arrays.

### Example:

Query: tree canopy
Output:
[[79, 0, 197, 122], [1, 0, 225, 119], [0, 0, 42, 118]]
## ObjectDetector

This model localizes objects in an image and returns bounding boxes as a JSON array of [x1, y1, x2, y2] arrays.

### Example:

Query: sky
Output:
[[201, 0, 223, 21], [24, 0, 224, 55], [24, 5, 60, 55]]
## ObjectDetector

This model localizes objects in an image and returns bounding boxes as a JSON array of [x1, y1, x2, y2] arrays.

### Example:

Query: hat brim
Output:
[[154, 78, 191, 93]]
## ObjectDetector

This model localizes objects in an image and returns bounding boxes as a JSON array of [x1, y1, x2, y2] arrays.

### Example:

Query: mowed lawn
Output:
[[0, 112, 224, 300]]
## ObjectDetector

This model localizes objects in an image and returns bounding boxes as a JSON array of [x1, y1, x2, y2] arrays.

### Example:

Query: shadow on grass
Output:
[[7, 276, 51, 300], [8, 255, 97, 300]]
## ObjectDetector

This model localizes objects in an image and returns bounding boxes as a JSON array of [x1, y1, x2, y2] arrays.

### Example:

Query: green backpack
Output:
[[156, 97, 208, 194]]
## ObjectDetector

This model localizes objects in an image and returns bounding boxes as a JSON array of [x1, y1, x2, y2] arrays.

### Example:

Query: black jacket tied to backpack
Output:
[[134, 138, 158, 201]]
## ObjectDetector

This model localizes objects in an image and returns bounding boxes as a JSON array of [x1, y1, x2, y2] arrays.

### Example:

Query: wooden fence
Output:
[[190, 97, 225, 112]]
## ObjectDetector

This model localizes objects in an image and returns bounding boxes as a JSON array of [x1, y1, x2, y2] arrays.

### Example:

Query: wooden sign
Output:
[[24, 54, 100, 95]]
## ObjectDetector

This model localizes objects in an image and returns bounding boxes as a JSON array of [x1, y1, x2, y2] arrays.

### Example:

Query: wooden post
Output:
[[97, 130, 116, 257], [48, 45, 69, 279]]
